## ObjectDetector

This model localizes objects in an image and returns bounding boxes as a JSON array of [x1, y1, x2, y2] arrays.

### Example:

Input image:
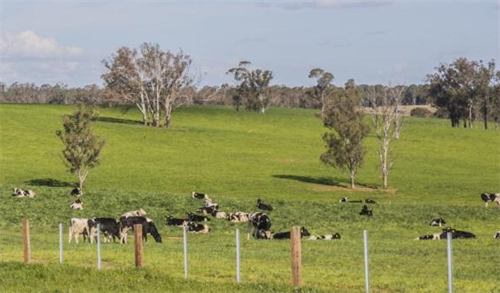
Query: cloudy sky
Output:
[[0, 0, 498, 87]]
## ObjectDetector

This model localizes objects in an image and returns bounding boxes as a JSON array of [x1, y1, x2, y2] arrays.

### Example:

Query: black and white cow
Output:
[[480, 193, 500, 207], [440, 227, 476, 239], [120, 216, 162, 244], [211, 210, 227, 219], [68, 218, 89, 243], [197, 205, 219, 215], [256, 199, 273, 211], [185, 222, 210, 234], [12, 188, 36, 198], [415, 234, 441, 240], [429, 217, 446, 227], [359, 205, 373, 217], [228, 212, 249, 223], [165, 215, 188, 227], [71, 187, 82, 196], [88, 218, 121, 243], [254, 229, 272, 239], [365, 198, 377, 204], [191, 192, 210, 201], [70, 199, 83, 210], [121, 209, 147, 218], [273, 227, 311, 240], [493, 231, 500, 239], [308, 233, 341, 240], [339, 197, 362, 203], [186, 212, 210, 222], [248, 212, 272, 239]]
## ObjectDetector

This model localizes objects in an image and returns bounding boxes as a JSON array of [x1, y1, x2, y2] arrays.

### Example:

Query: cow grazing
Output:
[[211, 210, 227, 219], [440, 227, 476, 239], [415, 234, 441, 240], [339, 197, 362, 203], [228, 212, 249, 223], [88, 218, 121, 243], [494, 231, 500, 239], [191, 192, 210, 201], [185, 222, 210, 234], [120, 216, 162, 243], [68, 218, 89, 244], [480, 193, 500, 207], [248, 212, 272, 238], [308, 233, 341, 240], [273, 227, 311, 240], [186, 212, 210, 222], [165, 215, 188, 227], [256, 199, 273, 211], [70, 199, 83, 210], [71, 187, 82, 196], [429, 217, 446, 227], [121, 209, 147, 218], [359, 205, 373, 217], [365, 198, 376, 204]]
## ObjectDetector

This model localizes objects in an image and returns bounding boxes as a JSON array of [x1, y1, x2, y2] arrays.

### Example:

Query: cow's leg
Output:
[[75, 233, 79, 244], [68, 226, 73, 243]]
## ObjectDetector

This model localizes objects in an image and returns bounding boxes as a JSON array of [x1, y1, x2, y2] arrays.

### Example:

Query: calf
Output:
[[248, 212, 272, 239], [415, 234, 441, 240], [71, 187, 82, 196], [191, 192, 210, 201], [70, 199, 83, 210], [480, 193, 500, 207], [165, 215, 188, 227], [186, 212, 210, 222], [68, 218, 89, 244], [273, 227, 310, 240], [121, 209, 147, 218], [359, 205, 373, 217], [429, 217, 446, 227], [185, 222, 210, 234], [440, 227, 476, 239], [228, 212, 249, 223], [308, 233, 341, 240], [120, 216, 162, 244], [256, 199, 273, 211], [88, 218, 121, 243], [339, 197, 362, 203]]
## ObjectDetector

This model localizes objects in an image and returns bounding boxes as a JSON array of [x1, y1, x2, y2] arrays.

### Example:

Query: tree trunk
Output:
[[483, 99, 488, 130], [349, 173, 355, 189], [78, 169, 84, 191]]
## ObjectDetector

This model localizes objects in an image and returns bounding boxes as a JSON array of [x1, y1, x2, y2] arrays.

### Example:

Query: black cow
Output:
[[165, 215, 187, 227], [191, 192, 210, 200], [71, 187, 82, 196], [256, 199, 273, 211], [248, 212, 272, 239], [88, 218, 120, 243], [273, 227, 310, 240], [415, 234, 441, 240], [365, 198, 376, 204], [359, 205, 373, 217], [120, 216, 162, 243], [339, 197, 362, 203], [186, 212, 210, 222], [480, 193, 500, 207], [308, 233, 341, 240], [440, 227, 476, 239], [430, 217, 446, 227]]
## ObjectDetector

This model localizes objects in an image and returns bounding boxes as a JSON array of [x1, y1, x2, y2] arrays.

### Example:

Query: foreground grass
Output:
[[0, 104, 500, 292]]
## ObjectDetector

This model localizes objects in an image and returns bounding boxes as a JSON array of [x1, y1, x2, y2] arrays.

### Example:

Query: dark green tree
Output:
[[320, 79, 370, 189], [56, 106, 105, 191], [308, 68, 334, 114]]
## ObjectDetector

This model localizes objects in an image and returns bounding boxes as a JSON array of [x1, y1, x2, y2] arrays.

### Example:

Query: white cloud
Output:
[[0, 30, 83, 58]]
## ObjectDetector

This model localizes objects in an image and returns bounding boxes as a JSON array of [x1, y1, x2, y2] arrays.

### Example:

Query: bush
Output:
[[410, 107, 432, 118]]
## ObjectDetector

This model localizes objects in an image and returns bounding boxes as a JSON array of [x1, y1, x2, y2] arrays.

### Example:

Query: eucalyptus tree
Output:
[[308, 68, 334, 115]]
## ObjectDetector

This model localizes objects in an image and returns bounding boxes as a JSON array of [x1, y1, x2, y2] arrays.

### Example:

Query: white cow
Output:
[[68, 218, 89, 244]]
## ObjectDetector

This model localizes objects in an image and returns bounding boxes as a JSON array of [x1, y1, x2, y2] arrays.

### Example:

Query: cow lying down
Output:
[[416, 228, 476, 240], [308, 233, 341, 240], [12, 188, 36, 198]]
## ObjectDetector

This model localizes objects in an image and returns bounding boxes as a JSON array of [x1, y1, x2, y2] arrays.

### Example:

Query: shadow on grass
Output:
[[97, 116, 141, 125], [25, 178, 74, 187], [272, 174, 378, 189]]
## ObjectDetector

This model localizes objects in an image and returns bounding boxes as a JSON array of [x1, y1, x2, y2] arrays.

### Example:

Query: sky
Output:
[[0, 0, 498, 87]]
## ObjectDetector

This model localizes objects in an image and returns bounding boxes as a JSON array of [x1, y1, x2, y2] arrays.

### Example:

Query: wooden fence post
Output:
[[134, 224, 143, 268], [290, 226, 302, 288], [22, 219, 31, 263]]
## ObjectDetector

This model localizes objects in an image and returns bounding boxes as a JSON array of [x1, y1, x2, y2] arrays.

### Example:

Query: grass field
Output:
[[0, 104, 500, 293]]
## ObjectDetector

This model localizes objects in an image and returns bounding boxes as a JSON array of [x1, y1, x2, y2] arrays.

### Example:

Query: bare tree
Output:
[[368, 85, 404, 189]]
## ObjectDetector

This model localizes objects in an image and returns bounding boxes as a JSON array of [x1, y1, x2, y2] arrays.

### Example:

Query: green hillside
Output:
[[0, 104, 499, 293]]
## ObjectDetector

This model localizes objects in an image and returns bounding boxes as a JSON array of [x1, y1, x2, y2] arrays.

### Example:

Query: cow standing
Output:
[[68, 218, 89, 244], [120, 216, 162, 244]]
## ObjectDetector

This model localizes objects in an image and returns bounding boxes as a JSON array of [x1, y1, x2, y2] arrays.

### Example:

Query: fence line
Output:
[[135, 224, 143, 268], [22, 219, 30, 264], [183, 225, 188, 278], [235, 228, 241, 283], [447, 232, 454, 293], [363, 230, 370, 293], [290, 226, 302, 288]]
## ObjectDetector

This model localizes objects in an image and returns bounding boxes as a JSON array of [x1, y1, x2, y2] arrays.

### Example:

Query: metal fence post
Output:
[[183, 225, 188, 278], [363, 230, 370, 293], [447, 232, 453, 293], [97, 223, 101, 270], [236, 228, 241, 283], [59, 223, 63, 263]]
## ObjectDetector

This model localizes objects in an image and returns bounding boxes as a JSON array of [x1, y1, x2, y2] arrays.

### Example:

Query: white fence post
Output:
[[59, 223, 63, 263], [236, 228, 241, 283], [447, 232, 453, 293], [97, 223, 101, 270], [363, 230, 370, 293], [183, 226, 188, 278]]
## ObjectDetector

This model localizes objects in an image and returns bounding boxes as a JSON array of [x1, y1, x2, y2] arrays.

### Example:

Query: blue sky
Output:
[[0, 0, 498, 87]]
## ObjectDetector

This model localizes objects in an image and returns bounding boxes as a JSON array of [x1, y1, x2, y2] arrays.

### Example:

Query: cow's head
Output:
[[300, 227, 311, 237], [149, 223, 162, 243], [332, 233, 341, 239], [494, 232, 500, 239]]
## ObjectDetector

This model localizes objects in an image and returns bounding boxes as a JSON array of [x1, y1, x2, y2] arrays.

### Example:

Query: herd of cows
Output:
[[11, 188, 500, 243]]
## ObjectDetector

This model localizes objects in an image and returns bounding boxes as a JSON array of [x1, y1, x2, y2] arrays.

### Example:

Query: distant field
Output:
[[0, 104, 499, 293]]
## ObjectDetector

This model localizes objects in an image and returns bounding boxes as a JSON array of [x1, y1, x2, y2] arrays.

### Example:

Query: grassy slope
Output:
[[0, 104, 499, 293]]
